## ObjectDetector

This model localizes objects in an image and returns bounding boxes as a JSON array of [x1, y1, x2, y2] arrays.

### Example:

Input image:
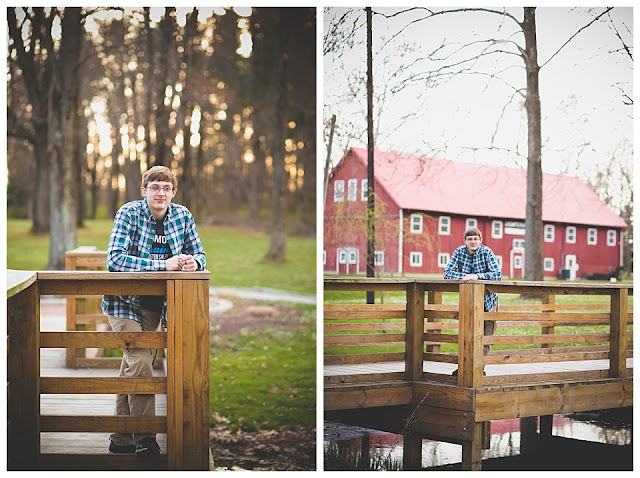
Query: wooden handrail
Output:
[[6, 269, 210, 471], [324, 278, 633, 387]]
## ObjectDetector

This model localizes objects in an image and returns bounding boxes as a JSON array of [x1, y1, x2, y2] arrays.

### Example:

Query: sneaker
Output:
[[109, 441, 136, 454], [136, 437, 161, 456]]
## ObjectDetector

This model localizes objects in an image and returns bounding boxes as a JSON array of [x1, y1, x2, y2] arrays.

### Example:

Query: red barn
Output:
[[324, 148, 626, 279]]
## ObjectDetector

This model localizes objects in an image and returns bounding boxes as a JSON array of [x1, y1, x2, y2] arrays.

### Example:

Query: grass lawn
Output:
[[7, 218, 316, 294], [210, 304, 316, 431]]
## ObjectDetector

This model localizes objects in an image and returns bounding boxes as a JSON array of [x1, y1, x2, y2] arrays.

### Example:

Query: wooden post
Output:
[[166, 278, 210, 470], [458, 283, 484, 388], [7, 280, 40, 470], [609, 288, 628, 378], [402, 431, 422, 470], [405, 282, 424, 381], [541, 294, 555, 348], [539, 294, 555, 435], [425, 291, 442, 353], [461, 423, 483, 470]]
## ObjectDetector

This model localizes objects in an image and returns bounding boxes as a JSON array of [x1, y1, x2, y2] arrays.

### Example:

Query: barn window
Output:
[[491, 220, 503, 239], [544, 257, 554, 271], [607, 230, 616, 246], [323, 250, 326, 265], [544, 225, 555, 242], [360, 179, 368, 201], [374, 251, 384, 266], [514, 256, 523, 269], [334, 180, 344, 202], [466, 218, 477, 230], [338, 250, 347, 264], [410, 214, 423, 234], [587, 228, 597, 245], [409, 252, 423, 267], [438, 253, 449, 268], [347, 179, 358, 202], [495, 255, 503, 270], [439, 216, 451, 235], [348, 249, 357, 264], [566, 226, 576, 243]]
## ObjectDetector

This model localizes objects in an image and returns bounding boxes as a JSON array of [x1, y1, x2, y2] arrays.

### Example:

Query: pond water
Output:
[[324, 408, 632, 470]]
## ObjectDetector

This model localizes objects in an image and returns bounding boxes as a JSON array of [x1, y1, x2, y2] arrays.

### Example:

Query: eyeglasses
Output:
[[465, 236, 481, 242], [146, 185, 173, 193]]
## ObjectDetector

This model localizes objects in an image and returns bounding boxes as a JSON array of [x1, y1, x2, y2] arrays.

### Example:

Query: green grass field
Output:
[[210, 305, 316, 431], [7, 218, 316, 294]]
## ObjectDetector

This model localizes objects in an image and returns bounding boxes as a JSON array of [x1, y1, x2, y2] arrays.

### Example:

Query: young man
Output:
[[102, 165, 206, 455], [443, 227, 502, 373]]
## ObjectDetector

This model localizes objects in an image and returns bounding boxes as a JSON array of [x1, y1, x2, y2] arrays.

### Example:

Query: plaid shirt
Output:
[[101, 199, 206, 324], [443, 244, 502, 312]]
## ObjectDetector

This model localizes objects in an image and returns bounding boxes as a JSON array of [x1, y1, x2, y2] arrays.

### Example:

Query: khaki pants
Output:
[[108, 309, 161, 446]]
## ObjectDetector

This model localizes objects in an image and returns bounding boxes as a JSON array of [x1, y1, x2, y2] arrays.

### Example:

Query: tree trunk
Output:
[[47, 7, 82, 269], [265, 17, 290, 262], [522, 7, 544, 282], [366, 7, 375, 303]]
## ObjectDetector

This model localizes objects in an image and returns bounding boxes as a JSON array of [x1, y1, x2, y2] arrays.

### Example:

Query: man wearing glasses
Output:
[[102, 165, 206, 455], [443, 227, 502, 375]]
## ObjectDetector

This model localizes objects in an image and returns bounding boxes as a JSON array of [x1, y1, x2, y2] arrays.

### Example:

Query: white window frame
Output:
[[495, 255, 503, 270], [514, 255, 523, 269], [323, 250, 326, 265], [409, 252, 423, 267], [513, 239, 525, 251], [334, 180, 345, 202], [544, 224, 555, 243], [437, 253, 450, 268], [347, 178, 357, 202], [465, 218, 477, 230], [338, 249, 347, 264], [587, 228, 597, 245], [607, 229, 616, 247], [566, 226, 576, 244], [492, 220, 503, 239], [439, 216, 451, 235], [374, 250, 384, 266], [348, 249, 357, 264], [360, 179, 368, 202], [410, 214, 423, 234], [544, 257, 554, 272]]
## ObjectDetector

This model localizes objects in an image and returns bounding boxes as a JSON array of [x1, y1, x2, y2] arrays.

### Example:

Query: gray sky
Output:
[[323, 6, 633, 188]]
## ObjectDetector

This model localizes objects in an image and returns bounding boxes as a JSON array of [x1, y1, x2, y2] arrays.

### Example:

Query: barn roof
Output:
[[343, 147, 626, 228]]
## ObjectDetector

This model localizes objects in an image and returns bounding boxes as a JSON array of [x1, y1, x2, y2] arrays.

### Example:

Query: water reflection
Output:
[[324, 409, 632, 470]]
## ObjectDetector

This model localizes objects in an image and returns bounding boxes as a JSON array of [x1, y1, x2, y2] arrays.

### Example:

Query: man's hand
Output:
[[178, 254, 198, 272], [461, 274, 479, 282], [166, 256, 184, 271]]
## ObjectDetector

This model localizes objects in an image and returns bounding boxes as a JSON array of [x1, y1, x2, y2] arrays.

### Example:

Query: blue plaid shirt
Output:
[[101, 199, 206, 324], [443, 244, 502, 312]]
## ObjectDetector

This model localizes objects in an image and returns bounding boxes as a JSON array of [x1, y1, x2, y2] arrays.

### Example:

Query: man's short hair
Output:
[[464, 227, 482, 240], [142, 166, 177, 189]]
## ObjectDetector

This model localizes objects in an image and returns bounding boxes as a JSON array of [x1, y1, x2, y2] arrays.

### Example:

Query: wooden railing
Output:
[[7, 269, 211, 471], [324, 279, 633, 388]]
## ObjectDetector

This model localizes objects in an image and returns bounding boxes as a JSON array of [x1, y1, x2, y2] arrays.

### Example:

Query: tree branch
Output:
[[540, 7, 614, 69]]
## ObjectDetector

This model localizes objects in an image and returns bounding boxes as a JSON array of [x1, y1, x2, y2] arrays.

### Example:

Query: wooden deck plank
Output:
[[324, 358, 634, 377]]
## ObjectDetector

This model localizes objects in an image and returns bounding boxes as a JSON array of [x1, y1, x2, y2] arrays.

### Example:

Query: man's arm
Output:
[[443, 248, 465, 280], [180, 217, 206, 271], [477, 248, 503, 281], [107, 207, 167, 271]]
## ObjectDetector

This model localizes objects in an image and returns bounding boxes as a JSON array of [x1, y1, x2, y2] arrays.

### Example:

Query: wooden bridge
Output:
[[324, 278, 633, 470], [7, 268, 211, 471]]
